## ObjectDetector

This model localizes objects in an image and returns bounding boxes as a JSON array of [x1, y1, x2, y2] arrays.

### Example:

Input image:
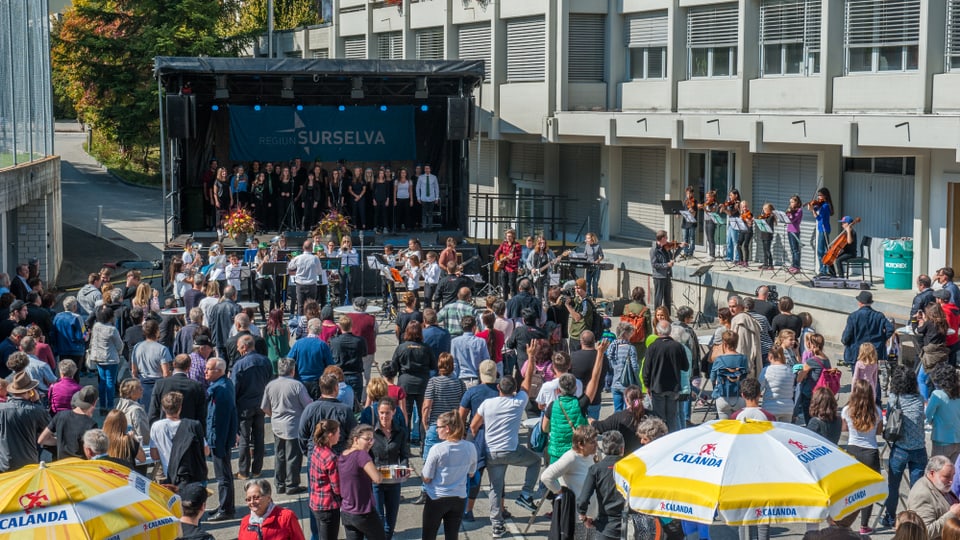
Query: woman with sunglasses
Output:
[[237, 478, 305, 540]]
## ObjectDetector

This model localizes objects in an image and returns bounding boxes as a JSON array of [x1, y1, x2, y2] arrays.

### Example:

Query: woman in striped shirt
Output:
[[415, 352, 466, 505]]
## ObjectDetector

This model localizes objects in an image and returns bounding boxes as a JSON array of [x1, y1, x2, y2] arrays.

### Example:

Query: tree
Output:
[[228, 0, 322, 40], [51, 0, 252, 163]]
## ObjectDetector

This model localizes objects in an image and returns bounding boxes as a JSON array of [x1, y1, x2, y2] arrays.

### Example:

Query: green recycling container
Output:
[[882, 238, 913, 290]]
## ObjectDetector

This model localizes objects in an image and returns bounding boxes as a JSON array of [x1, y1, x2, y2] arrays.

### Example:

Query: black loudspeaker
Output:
[[446, 97, 471, 140], [165, 94, 196, 139], [434, 230, 464, 246]]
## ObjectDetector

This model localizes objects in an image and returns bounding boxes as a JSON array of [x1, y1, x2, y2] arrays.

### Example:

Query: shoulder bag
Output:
[[882, 395, 904, 444]]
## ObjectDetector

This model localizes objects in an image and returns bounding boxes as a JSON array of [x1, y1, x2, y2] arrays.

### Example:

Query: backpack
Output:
[[811, 357, 841, 395], [529, 363, 548, 401], [621, 307, 649, 343], [714, 358, 746, 398]]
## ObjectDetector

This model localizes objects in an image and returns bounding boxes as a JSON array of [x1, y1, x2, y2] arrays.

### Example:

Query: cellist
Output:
[[828, 216, 858, 277]]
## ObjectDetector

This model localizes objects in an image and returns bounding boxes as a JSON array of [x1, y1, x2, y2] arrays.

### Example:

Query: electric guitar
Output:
[[455, 255, 481, 273], [492, 248, 517, 273], [530, 250, 572, 281]]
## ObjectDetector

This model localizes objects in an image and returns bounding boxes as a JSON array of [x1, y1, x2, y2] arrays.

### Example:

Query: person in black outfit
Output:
[[371, 169, 393, 234], [329, 315, 368, 402], [641, 321, 689, 433], [436, 261, 472, 308], [911, 274, 936, 320], [506, 279, 542, 321], [231, 335, 273, 479], [577, 431, 626, 539], [149, 354, 206, 430], [177, 483, 216, 540], [299, 172, 324, 230], [650, 230, 683, 312]]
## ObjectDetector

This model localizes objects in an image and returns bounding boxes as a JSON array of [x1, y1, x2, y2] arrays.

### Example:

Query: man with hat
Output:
[[830, 216, 859, 277], [177, 483, 215, 540], [0, 372, 49, 471], [933, 288, 960, 364], [841, 290, 894, 367], [38, 385, 99, 460], [189, 334, 214, 391]]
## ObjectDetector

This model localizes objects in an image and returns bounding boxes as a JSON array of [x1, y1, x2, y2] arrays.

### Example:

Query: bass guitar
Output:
[[530, 250, 572, 281], [821, 217, 861, 266], [456, 255, 481, 273]]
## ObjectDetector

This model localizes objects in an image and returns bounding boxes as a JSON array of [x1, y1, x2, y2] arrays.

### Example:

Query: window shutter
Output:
[[845, 0, 920, 48], [947, 0, 960, 67], [687, 3, 739, 48], [377, 32, 402, 59], [626, 11, 668, 47], [458, 23, 492, 80], [343, 36, 366, 59], [416, 27, 444, 60], [569, 14, 605, 82], [312, 49, 329, 59], [506, 17, 546, 82]]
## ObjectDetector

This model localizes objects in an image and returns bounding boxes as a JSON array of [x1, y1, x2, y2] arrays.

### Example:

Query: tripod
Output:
[[476, 262, 501, 298], [690, 264, 712, 328], [278, 197, 298, 232]]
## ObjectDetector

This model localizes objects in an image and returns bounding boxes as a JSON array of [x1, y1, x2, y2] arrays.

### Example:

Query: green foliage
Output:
[[227, 0, 322, 38], [51, 0, 252, 169], [87, 129, 161, 187]]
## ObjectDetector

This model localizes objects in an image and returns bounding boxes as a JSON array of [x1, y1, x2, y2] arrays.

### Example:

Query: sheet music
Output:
[[710, 212, 726, 225], [772, 210, 790, 224], [728, 218, 748, 232], [680, 210, 697, 223], [754, 219, 773, 234]]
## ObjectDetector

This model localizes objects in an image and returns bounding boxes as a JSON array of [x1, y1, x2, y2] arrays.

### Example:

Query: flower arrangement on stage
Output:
[[223, 207, 256, 239], [316, 210, 352, 241]]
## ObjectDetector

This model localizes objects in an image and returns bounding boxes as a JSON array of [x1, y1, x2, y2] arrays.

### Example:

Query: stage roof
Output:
[[154, 56, 484, 105]]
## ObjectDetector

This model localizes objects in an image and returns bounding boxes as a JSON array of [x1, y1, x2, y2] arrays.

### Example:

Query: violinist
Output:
[[757, 203, 776, 270], [701, 190, 721, 259], [650, 230, 686, 312], [808, 188, 834, 276], [830, 216, 858, 277], [724, 189, 742, 263], [681, 186, 698, 259], [736, 200, 754, 267], [785, 195, 803, 273]]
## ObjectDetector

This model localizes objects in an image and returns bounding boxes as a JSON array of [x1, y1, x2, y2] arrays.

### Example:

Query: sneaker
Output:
[[492, 524, 506, 538], [463, 511, 475, 522], [860, 526, 873, 535], [516, 494, 537, 513], [413, 492, 427, 505], [880, 514, 896, 528]]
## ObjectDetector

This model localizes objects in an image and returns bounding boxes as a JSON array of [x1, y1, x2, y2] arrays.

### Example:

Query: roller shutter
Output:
[[569, 14, 606, 82], [751, 154, 819, 271], [620, 148, 666, 241], [417, 27, 444, 60], [343, 36, 366, 59], [560, 146, 603, 238], [459, 23, 492, 79], [506, 17, 546, 82]]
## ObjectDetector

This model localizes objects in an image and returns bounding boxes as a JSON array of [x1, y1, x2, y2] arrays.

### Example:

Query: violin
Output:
[[821, 217, 861, 266], [807, 197, 823, 210], [758, 211, 773, 220], [686, 196, 697, 212], [663, 241, 686, 251], [741, 210, 754, 225]]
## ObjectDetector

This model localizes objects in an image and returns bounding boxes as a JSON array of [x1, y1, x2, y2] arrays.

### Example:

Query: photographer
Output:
[[564, 279, 594, 352]]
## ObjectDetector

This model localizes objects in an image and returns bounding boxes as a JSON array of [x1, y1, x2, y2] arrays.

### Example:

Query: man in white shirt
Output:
[[416, 164, 440, 229], [470, 348, 539, 536], [536, 351, 582, 411], [287, 241, 323, 315]]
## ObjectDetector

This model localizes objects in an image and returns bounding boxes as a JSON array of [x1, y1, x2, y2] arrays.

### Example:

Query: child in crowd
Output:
[[422, 251, 441, 310], [224, 253, 244, 293], [798, 312, 815, 356], [853, 342, 880, 403], [775, 329, 800, 366], [732, 377, 775, 421]]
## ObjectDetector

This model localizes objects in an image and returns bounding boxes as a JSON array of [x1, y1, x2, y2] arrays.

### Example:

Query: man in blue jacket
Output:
[[205, 357, 238, 521], [841, 291, 894, 366], [230, 335, 273, 480]]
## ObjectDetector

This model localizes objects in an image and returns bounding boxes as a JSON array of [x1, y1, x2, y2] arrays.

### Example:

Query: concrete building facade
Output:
[[262, 0, 960, 285]]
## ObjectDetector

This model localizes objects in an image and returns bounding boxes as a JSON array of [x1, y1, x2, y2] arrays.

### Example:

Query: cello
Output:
[[821, 217, 861, 266]]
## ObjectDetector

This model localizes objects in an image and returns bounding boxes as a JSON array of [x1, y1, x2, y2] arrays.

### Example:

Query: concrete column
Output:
[[668, 0, 684, 111], [603, 145, 622, 239], [664, 148, 684, 237], [734, 146, 753, 216], [819, 146, 842, 208], [739, 0, 759, 112], [607, 0, 625, 109], [920, 0, 946, 114], [820, 0, 845, 113], [914, 151, 931, 280]]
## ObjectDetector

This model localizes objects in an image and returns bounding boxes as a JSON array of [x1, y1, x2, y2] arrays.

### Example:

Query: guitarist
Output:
[[493, 229, 523, 300], [526, 236, 560, 302], [830, 216, 858, 277]]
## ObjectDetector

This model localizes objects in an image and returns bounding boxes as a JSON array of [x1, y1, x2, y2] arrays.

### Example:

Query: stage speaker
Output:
[[434, 230, 464, 246], [165, 94, 196, 139], [190, 231, 218, 244], [447, 97, 471, 140]]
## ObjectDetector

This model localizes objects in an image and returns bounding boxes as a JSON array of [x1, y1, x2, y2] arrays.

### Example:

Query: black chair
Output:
[[845, 235, 873, 282]]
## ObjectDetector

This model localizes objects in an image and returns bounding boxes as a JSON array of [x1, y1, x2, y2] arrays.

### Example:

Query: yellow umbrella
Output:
[[0, 458, 182, 539], [614, 419, 887, 526]]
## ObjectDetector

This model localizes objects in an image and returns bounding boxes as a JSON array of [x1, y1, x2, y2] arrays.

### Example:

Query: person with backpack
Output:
[[709, 330, 748, 420], [796, 333, 836, 424], [606, 323, 639, 412], [621, 287, 652, 360]]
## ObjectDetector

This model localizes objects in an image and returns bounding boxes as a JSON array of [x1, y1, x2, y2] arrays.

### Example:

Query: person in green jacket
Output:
[[263, 308, 291, 374]]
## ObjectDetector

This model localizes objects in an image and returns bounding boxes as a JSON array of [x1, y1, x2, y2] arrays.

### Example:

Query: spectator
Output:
[[906, 455, 960, 540], [437, 288, 478, 337], [150, 390, 208, 486], [262, 357, 313, 495], [177, 483, 215, 540], [47, 359, 81, 415], [0, 373, 49, 472], [264, 309, 291, 375], [18, 336, 56, 397], [338, 424, 385, 540], [173, 308, 204, 357], [759, 346, 795, 422], [395, 292, 423, 343], [232, 335, 273, 480], [130, 319, 173, 409], [577, 430, 626, 539], [224, 312, 267, 368], [309, 419, 342, 540], [207, 286, 242, 359], [288, 318, 333, 400], [347, 297, 378, 390], [81, 428, 109, 460], [806, 387, 842, 445], [330, 315, 367, 401], [369, 396, 410, 540], [416, 352, 467, 505], [732, 378, 776, 422], [711, 331, 749, 420], [728, 295, 762, 379], [299, 374, 357, 457], [590, 385, 648, 454], [38, 385, 98, 460], [115, 378, 149, 446], [450, 315, 489, 386], [422, 308, 451, 358], [541, 425, 598, 540], [841, 291, 894, 366], [390, 321, 435, 444], [205, 357, 239, 522], [926, 362, 960, 462], [148, 354, 206, 429], [421, 411, 477, 540], [881, 365, 929, 527], [642, 321, 690, 432], [238, 478, 306, 540], [52, 296, 86, 367]]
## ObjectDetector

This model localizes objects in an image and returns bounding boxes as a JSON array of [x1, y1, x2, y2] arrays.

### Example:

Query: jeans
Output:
[[274, 436, 303, 490], [487, 446, 540, 526], [313, 509, 340, 540], [651, 393, 680, 432], [212, 451, 235, 514], [238, 408, 265, 476], [679, 399, 691, 428], [422, 425, 441, 463], [586, 266, 601, 299], [883, 445, 927, 519], [373, 482, 402, 539], [726, 227, 740, 261], [97, 363, 118, 409], [587, 404, 601, 420], [342, 510, 385, 540], [139, 377, 158, 411], [788, 231, 801, 268], [682, 226, 696, 257], [499, 270, 517, 300], [423, 495, 465, 540], [816, 231, 831, 274], [405, 394, 424, 443], [344, 373, 364, 406], [612, 389, 626, 412]]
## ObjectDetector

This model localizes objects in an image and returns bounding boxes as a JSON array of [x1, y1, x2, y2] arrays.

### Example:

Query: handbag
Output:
[[615, 343, 640, 388], [883, 395, 904, 443], [529, 414, 547, 452], [811, 357, 841, 395]]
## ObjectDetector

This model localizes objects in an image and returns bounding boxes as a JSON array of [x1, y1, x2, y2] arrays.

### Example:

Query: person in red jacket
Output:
[[238, 478, 306, 540]]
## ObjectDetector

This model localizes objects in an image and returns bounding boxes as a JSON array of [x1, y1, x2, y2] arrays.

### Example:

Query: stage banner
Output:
[[229, 105, 416, 162]]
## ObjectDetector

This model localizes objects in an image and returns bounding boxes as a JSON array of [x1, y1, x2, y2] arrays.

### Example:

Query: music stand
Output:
[[660, 200, 685, 241], [690, 264, 712, 328]]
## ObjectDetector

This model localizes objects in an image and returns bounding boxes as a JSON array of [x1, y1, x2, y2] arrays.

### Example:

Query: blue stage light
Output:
[[211, 105, 219, 111], [296, 104, 303, 111], [380, 105, 388, 112], [338, 105, 346, 112], [254, 104, 262, 111], [420, 105, 429, 112]]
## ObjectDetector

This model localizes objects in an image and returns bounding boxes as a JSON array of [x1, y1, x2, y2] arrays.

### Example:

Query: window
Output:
[[844, 157, 916, 174], [569, 14, 606, 82], [377, 32, 402, 60], [845, 0, 919, 73], [311, 49, 329, 59], [947, 0, 960, 70], [760, 0, 821, 76], [342, 36, 366, 59], [416, 27, 443, 60], [687, 3, 739, 78], [459, 23, 491, 80], [506, 17, 546, 82], [626, 11, 668, 80]]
